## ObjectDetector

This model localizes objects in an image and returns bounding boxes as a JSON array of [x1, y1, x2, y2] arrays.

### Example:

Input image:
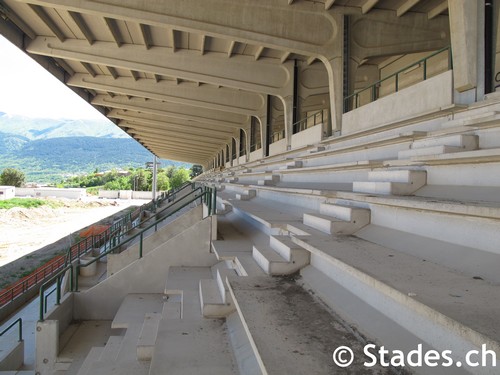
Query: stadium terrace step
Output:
[[199, 263, 237, 318], [398, 134, 479, 159], [76, 347, 103, 375], [149, 319, 237, 375], [257, 174, 280, 186], [353, 170, 427, 195], [235, 189, 256, 201], [278, 160, 303, 170], [136, 313, 161, 361], [290, 232, 500, 371], [303, 203, 371, 235], [252, 237, 309, 275], [441, 110, 500, 129]]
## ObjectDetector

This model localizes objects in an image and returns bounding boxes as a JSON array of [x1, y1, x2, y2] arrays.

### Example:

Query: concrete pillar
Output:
[[35, 320, 59, 375], [449, 0, 484, 98], [235, 137, 241, 165], [282, 95, 294, 150]]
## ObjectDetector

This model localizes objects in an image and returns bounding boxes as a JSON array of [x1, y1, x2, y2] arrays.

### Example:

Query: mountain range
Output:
[[0, 113, 190, 183]]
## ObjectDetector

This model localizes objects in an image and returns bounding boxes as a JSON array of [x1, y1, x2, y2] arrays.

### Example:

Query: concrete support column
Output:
[[235, 137, 241, 165], [229, 139, 234, 167], [449, 0, 484, 99], [36, 320, 59, 375], [282, 95, 294, 150]]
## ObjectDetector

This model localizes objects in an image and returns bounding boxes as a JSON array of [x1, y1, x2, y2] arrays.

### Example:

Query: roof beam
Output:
[[0, 2, 36, 39], [14, 0, 340, 58], [129, 128, 227, 146], [227, 40, 236, 58], [170, 29, 178, 52], [104, 66, 118, 79], [280, 51, 290, 64], [325, 0, 336, 10], [200, 35, 207, 55], [396, 0, 421, 17], [361, 0, 379, 14], [81, 62, 96, 77], [103, 17, 122, 47], [54, 57, 75, 75], [67, 74, 266, 115], [27, 37, 292, 96], [428, 1, 448, 20], [123, 123, 232, 142], [254, 46, 264, 61], [139, 23, 152, 49], [133, 134, 223, 150], [92, 94, 247, 129], [28, 4, 65, 42], [68, 11, 94, 45]]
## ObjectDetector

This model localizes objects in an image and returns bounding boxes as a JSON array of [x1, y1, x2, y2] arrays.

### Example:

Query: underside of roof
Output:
[[0, 0, 450, 166]]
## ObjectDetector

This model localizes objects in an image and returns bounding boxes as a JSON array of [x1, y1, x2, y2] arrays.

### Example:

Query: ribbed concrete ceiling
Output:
[[0, 0, 449, 165]]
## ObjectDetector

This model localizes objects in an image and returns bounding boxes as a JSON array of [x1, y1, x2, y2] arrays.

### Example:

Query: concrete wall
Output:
[[16, 188, 86, 199], [0, 186, 15, 200], [73, 216, 216, 320], [249, 149, 262, 162], [269, 138, 287, 156], [107, 205, 204, 275], [98, 190, 160, 199], [342, 71, 454, 135], [291, 123, 323, 149]]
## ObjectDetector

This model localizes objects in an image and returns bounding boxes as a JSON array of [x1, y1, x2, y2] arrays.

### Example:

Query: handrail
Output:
[[271, 129, 285, 143], [344, 46, 452, 113], [75, 188, 216, 292], [0, 318, 22, 342], [39, 264, 73, 321], [293, 110, 326, 134]]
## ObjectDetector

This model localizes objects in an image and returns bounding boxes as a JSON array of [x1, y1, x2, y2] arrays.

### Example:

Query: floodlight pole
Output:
[[152, 156, 158, 203]]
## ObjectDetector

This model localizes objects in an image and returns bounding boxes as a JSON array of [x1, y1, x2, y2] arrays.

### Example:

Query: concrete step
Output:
[[353, 181, 425, 195], [199, 279, 235, 318], [367, 169, 427, 184], [257, 175, 280, 186], [269, 235, 308, 262], [279, 160, 303, 170], [303, 212, 367, 235], [252, 244, 307, 275], [236, 189, 256, 201], [97, 335, 122, 364], [136, 312, 162, 361], [149, 319, 237, 375], [442, 110, 500, 128], [398, 145, 466, 159], [162, 293, 182, 319], [76, 347, 103, 375], [319, 203, 371, 226], [411, 134, 479, 150], [353, 170, 427, 196], [291, 233, 500, 372]]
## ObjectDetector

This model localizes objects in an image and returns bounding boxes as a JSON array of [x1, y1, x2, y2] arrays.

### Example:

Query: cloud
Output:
[[0, 35, 104, 120]]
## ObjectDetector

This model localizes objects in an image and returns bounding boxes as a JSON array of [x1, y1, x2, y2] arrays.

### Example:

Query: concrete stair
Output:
[[136, 313, 162, 361], [257, 174, 280, 186], [199, 263, 237, 318], [303, 203, 370, 235], [235, 189, 256, 201], [252, 235, 310, 275], [278, 160, 303, 170], [398, 134, 479, 159], [353, 169, 427, 195]]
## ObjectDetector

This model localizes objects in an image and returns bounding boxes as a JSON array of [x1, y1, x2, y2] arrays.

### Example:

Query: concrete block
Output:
[[236, 189, 256, 201], [353, 181, 424, 195], [303, 213, 365, 235], [398, 145, 464, 159], [199, 279, 235, 318], [252, 245, 308, 275], [411, 134, 479, 150], [319, 203, 371, 226], [137, 313, 162, 361], [367, 170, 427, 184]]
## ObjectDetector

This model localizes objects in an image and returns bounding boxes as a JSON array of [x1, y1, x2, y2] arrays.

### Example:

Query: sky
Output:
[[0, 35, 104, 120]]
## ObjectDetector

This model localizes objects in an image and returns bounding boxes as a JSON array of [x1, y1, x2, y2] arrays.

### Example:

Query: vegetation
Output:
[[0, 198, 63, 210], [60, 165, 195, 192], [0, 168, 26, 187]]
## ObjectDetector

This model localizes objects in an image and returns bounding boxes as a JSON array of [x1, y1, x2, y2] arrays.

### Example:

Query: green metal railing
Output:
[[293, 110, 326, 134], [39, 264, 74, 321], [271, 129, 285, 143], [38, 183, 210, 321], [0, 318, 22, 343], [74, 187, 215, 292], [344, 46, 452, 113]]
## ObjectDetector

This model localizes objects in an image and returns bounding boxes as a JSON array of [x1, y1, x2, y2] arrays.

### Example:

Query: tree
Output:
[[0, 168, 25, 187], [170, 168, 191, 189]]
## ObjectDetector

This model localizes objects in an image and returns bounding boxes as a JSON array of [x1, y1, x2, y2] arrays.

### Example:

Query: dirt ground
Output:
[[0, 197, 149, 288]]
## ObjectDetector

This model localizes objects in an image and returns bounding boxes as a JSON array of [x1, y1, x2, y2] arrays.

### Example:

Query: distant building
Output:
[[0, 186, 15, 200]]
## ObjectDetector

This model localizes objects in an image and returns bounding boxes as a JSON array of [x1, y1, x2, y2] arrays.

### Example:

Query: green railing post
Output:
[[56, 276, 61, 305], [139, 232, 143, 258], [423, 59, 427, 80], [395, 73, 399, 92]]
